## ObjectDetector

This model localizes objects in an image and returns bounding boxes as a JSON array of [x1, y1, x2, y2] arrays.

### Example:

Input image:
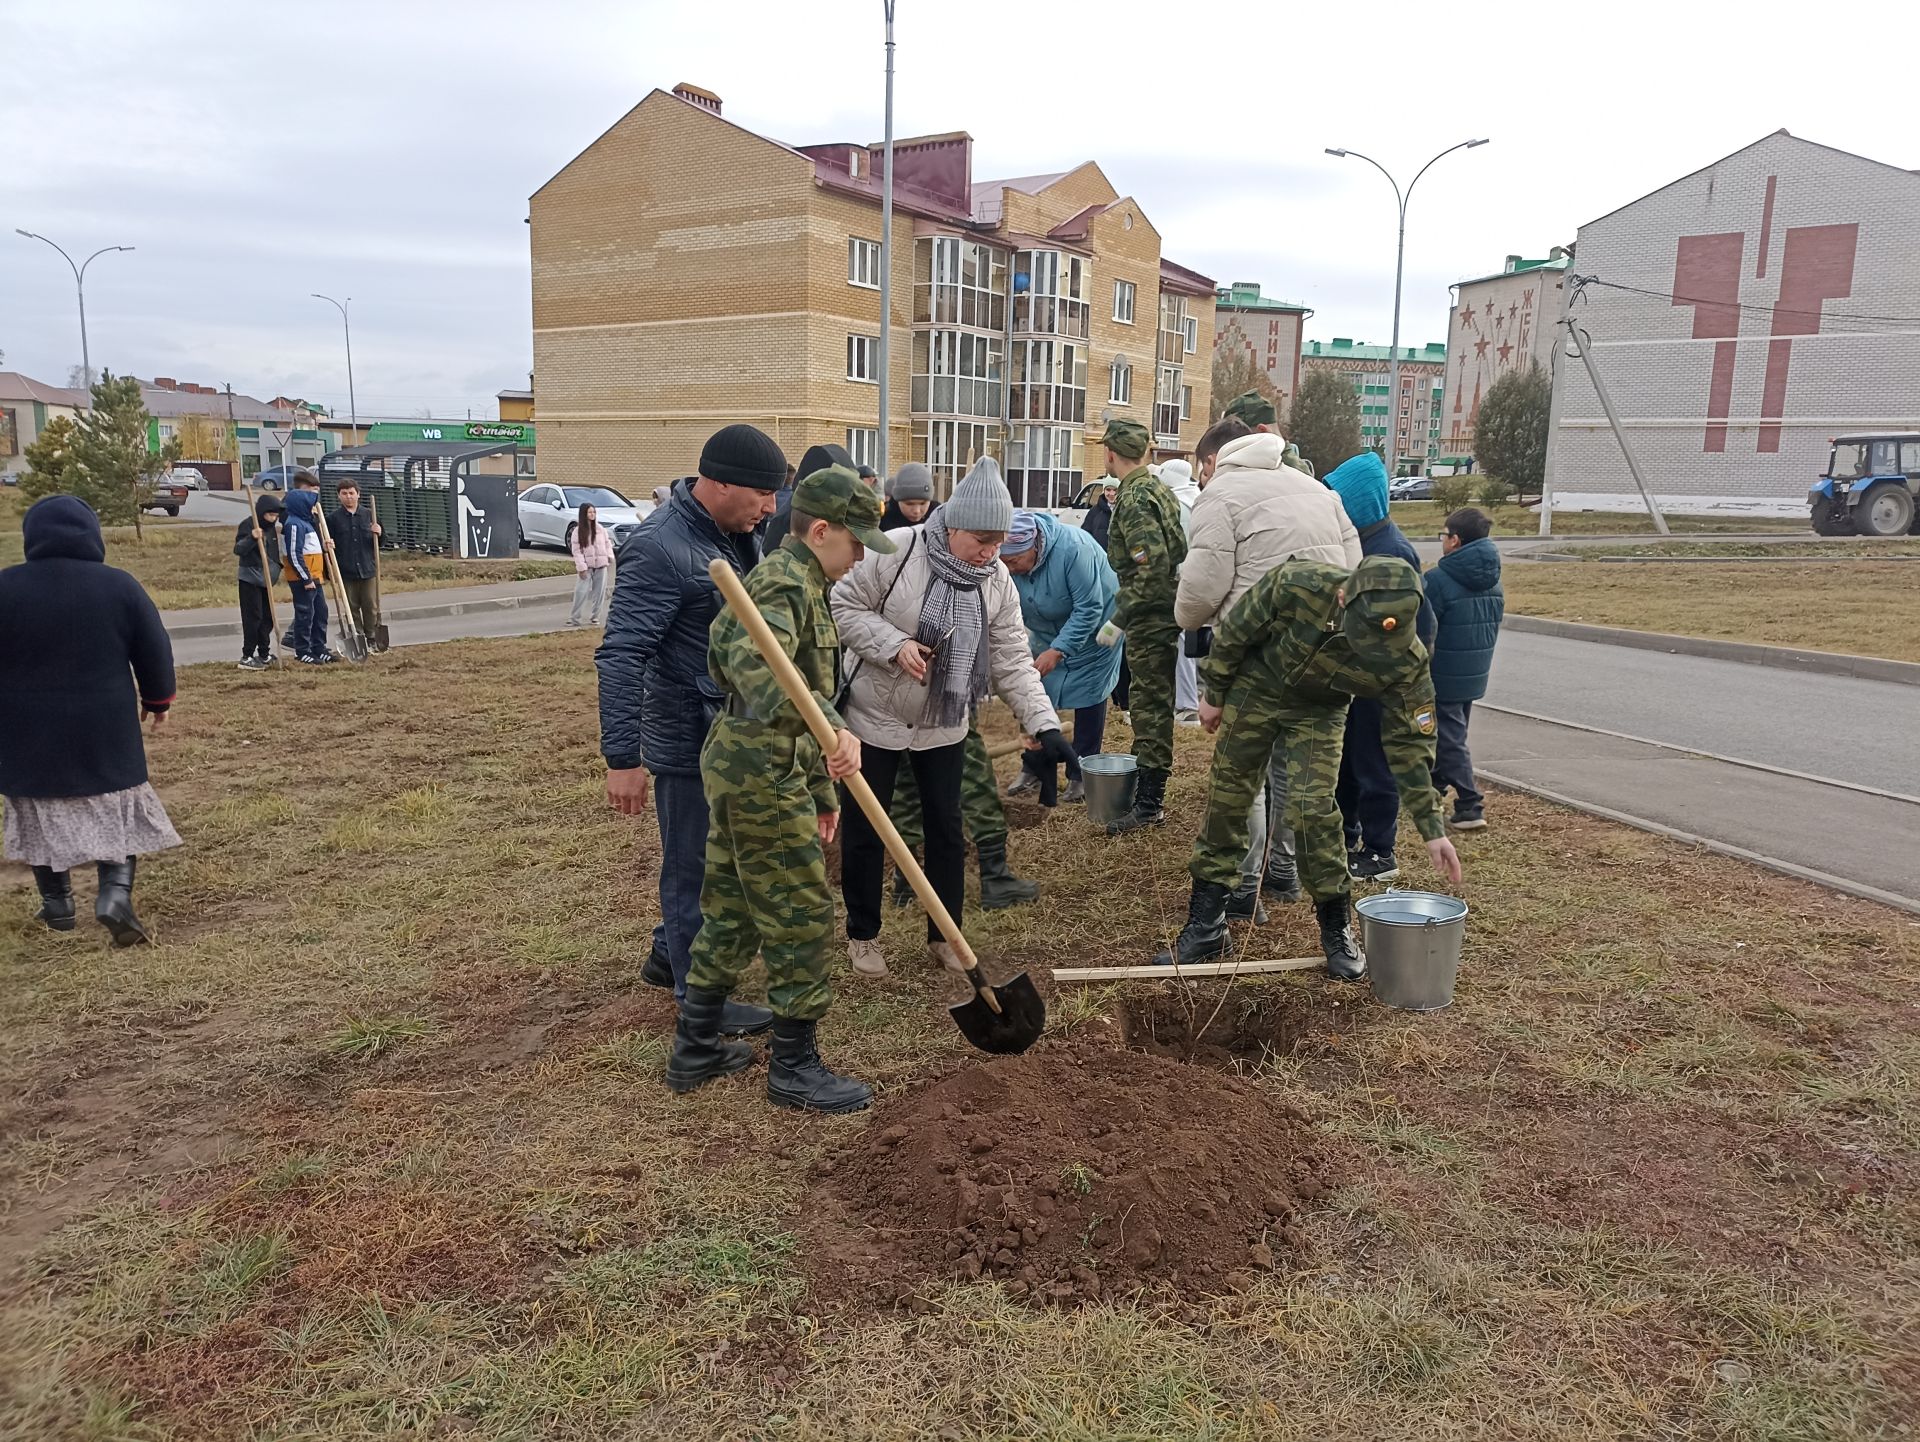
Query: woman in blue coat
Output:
[[999, 509, 1122, 802]]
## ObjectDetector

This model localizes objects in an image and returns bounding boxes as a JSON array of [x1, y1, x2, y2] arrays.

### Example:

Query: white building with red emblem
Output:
[[1544, 131, 1920, 513], [1440, 251, 1569, 462]]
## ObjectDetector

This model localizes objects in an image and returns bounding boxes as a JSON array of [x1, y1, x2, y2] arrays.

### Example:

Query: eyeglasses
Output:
[[1438, 530, 1454, 540]]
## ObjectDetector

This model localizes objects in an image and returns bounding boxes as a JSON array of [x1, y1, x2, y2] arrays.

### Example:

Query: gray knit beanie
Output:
[[942, 456, 1014, 533], [889, 461, 934, 502]]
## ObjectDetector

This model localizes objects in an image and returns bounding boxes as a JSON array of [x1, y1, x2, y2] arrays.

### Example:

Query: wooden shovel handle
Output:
[[310, 504, 361, 646], [240, 484, 285, 670], [705, 558, 995, 1002]]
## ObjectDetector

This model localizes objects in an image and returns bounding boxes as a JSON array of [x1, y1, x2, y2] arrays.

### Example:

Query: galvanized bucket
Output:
[[1079, 753, 1137, 828], [1354, 890, 1469, 1012]]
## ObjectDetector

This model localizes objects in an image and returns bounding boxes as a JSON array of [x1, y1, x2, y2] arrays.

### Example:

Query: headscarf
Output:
[[915, 510, 995, 728], [999, 511, 1040, 558]]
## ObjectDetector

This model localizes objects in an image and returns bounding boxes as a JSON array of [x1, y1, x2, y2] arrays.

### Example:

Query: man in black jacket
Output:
[[598, 424, 786, 1036], [234, 493, 283, 669], [326, 480, 381, 643]]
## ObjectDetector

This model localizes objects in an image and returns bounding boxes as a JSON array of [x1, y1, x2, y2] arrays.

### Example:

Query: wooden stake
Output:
[[1051, 958, 1324, 983]]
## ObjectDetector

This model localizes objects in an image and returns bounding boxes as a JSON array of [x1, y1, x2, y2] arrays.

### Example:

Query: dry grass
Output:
[[2, 633, 1916, 1440], [1389, 501, 1806, 537], [1506, 559, 1920, 663], [0, 490, 573, 609]]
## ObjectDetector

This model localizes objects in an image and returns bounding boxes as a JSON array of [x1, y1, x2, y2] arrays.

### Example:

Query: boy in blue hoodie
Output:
[[1326, 452, 1434, 880], [280, 484, 334, 665], [1425, 507, 1505, 829]]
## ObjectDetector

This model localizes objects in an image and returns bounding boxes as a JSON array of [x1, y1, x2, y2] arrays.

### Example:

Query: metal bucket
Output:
[[1079, 753, 1137, 828], [1354, 890, 1469, 1012]]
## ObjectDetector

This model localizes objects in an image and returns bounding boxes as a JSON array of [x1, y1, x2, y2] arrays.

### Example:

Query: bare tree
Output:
[[1209, 347, 1283, 422]]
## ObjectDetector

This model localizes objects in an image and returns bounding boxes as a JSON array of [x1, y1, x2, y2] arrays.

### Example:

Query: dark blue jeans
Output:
[[1433, 700, 1483, 817], [288, 580, 329, 658], [653, 771, 709, 1000], [1336, 698, 1400, 856]]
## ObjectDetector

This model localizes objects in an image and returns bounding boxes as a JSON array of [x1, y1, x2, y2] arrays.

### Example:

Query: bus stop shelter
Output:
[[318, 442, 521, 558]]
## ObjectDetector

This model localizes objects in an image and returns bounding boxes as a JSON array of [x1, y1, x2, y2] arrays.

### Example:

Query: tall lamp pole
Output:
[[311, 293, 357, 431], [16, 230, 135, 394], [877, 0, 897, 479], [1324, 139, 1487, 473]]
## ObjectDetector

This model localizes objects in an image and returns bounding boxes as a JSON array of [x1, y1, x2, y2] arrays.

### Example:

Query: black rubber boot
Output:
[[1316, 895, 1366, 982], [1152, 880, 1232, 966], [640, 937, 674, 989], [976, 836, 1039, 910], [766, 1018, 872, 1114], [665, 985, 758, 1093], [719, 999, 775, 1036], [32, 867, 75, 932], [1261, 856, 1302, 903], [94, 859, 149, 947], [1107, 766, 1168, 836], [1225, 882, 1268, 925]]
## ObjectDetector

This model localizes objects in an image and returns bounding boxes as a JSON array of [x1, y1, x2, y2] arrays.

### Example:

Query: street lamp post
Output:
[[15, 230, 136, 394], [1324, 140, 1487, 473], [877, 0, 897, 479], [311, 293, 357, 430]]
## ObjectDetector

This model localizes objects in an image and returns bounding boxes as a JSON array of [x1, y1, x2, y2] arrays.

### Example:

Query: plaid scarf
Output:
[[915, 512, 994, 728]]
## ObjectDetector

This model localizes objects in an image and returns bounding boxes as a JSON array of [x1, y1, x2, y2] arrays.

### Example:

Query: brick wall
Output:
[[1213, 308, 1306, 417], [1441, 266, 1565, 456], [1547, 132, 1920, 504]]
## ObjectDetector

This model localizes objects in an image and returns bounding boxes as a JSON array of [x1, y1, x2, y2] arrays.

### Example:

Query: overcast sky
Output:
[[3, 0, 1904, 420]]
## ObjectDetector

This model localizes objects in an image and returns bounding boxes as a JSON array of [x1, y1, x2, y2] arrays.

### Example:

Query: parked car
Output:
[[145, 479, 190, 517], [165, 466, 207, 490], [253, 465, 303, 491], [1389, 476, 1435, 502], [1050, 479, 1112, 529], [516, 483, 651, 552], [1810, 433, 1920, 537]]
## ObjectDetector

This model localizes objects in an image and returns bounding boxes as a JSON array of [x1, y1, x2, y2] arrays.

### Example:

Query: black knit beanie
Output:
[[699, 424, 788, 490]]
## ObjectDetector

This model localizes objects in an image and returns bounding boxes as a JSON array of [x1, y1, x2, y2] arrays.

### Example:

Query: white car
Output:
[[1050, 479, 1112, 529], [516, 483, 651, 553], [165, 466, 207, 490]]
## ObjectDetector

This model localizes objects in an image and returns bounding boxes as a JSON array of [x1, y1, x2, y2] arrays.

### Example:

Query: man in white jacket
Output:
[[1177, 402, 1361, 911]]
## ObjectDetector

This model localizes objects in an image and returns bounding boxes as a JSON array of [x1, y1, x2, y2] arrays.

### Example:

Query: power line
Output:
[[1569, 273, 1920, 327]]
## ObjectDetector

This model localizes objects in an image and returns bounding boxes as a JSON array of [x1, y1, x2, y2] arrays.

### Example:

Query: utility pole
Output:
[[16, 230, 135, 394], [877, 0, 897, 479], [1560, 315, 1669, 536], [225, 383, 238, 486]]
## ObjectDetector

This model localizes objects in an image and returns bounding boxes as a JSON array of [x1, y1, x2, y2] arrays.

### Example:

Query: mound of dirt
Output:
[[805, 1043, 1335, 1308]]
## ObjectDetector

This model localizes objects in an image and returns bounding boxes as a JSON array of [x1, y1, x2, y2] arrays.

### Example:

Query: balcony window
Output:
[[914, 419, 1000, 496], [1157, 294, 1187, 366], [1113, 280, 1135, 324], [847, 334, 880, 383], [1181, 384, 1194, 421], [1008, 339, 1086, 426], [1109, 357, 1132, 406], [848, 237, 882, 289], [914, 236, 1006, 331], [1006, 424, 1082, 509], [1183, 315, 1198, 354], [846, 427, 878, 468], [911, 329, 1003, 420], [1012, 249, 1089, 338], [1154, 365, 1183, 442]]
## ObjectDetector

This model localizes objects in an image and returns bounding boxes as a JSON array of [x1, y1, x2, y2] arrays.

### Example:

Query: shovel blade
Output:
[[949, 971, 1046, 1055], [373, 625, 390, 653]]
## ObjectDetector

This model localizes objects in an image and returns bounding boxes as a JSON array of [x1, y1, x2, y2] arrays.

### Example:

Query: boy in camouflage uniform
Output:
[[1100, 418, 1188, 834], [889, 720, 1039, 911], [669, 465, 896, 1114], [1155, 555, 1463, 976]]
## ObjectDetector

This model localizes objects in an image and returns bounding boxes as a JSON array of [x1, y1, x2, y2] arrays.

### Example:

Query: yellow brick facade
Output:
[[531, 89, 1216, 499]]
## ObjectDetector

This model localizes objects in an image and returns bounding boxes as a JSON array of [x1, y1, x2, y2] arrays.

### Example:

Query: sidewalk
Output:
[[162, 574, 578, 639]]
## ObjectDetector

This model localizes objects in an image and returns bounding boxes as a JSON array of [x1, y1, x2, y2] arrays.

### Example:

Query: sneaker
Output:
[[1062, 777, 1085, 804], [928, 942, 968, 975], [1449, 812, 1487, 832], [848, 939, 888, 978], [1006, 771, 1038, 797], [236, 656, 269, 671], [1349, 850, 1401, 883], [298, 654, 328, 666], [1175, 708, 1200, 727]]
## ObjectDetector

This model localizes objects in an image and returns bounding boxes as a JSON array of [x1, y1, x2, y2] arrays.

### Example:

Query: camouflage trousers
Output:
[[1125, 617, 1181, 774], [1189, 683, 1352, 903], [685, 716, 835, 1021], [892, 724, 1007, 851]]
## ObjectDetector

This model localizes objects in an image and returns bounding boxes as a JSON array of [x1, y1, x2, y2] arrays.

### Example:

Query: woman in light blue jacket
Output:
[[1000, 509, 1122, 802]]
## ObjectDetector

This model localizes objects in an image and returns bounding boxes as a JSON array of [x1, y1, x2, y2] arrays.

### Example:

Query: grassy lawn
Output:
[[0, 491, 574, 610], [1563, 540, 1920, 560], [1507, 560, 1920, 663], [3, 633, 1915, 1440], [1389, 501, 1806, 537]]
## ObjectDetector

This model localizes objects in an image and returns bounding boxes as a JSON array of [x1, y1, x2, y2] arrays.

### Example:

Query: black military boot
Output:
[[1262, 855, 1302, 903], [94, 859, 149, 947], [766, 1018, 872, 1114], [1152, 881, 1231, 966], [32, 867, 75, 932], [1316, 895, 1366, 982], [976, 836, 1039, 910], [640, 936, 674, 989], [1225, 881, 1268, 924], [1107, 766, 1168, 836], [719, 999, 775, 1036], [665, 985, 758, 1093]]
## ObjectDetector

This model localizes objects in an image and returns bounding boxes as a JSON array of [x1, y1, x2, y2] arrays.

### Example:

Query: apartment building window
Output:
[[1109, 356, 1133, 406], [914, 236, 1006, 331], [848, 334, 880, 383], [846, 427, 878, 469], [1183, 315, 1199, 354], [848, 237, 882, 289], [1012, 249, 1088, 338], [1181, 384, 1194, 421], [1007, 424, 1082, 509], [912, 329, 1003, 419], [1008, 339, 1086, 426], [1157, 294, 1187, 366], [915, 418, 999, 495], [1113, 280, 1136, 324], [0, 407, 17, 457], [1154, 365, 1183, 442]]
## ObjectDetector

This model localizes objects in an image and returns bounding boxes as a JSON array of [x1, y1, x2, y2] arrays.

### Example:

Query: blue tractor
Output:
[[1810, 434, 1920, 537]]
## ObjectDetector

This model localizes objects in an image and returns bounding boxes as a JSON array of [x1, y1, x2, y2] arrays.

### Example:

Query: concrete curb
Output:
[[164, 585, 575, 640], [1502, 614, 1920, 688], [1522, 552, 1920, 565]]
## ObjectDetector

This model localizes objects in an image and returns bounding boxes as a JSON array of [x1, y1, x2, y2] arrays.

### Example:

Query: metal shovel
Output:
[[368, 496, 392, 652], [707, 559, 1046, 1056]]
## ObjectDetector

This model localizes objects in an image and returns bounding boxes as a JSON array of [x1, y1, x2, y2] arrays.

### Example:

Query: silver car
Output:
[[516, 483, 651, 552]]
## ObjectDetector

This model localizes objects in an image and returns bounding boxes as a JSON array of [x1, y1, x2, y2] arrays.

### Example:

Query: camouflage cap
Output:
[[1101, 418, 1150, 460], [790, 464, 898, 553], [1224, 390, 1277, 427], [1341, 555, 1423, 663]]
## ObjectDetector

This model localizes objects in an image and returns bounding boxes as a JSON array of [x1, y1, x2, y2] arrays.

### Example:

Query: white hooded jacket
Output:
[[1174, 432, 1361, 630]]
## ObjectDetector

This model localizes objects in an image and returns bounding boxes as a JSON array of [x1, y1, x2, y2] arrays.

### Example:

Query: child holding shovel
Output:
[[233, 491, 283, 669], [667, 463, 893, 1115]]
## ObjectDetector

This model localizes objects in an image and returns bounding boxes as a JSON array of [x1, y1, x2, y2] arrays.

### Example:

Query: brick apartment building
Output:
[[1546, 130, 1920, 508], [1440, 250, 1569, 462], [529, 83, 1217, 507], [1299, 338, 1449, 473], [1212, 282, 1312, 419]]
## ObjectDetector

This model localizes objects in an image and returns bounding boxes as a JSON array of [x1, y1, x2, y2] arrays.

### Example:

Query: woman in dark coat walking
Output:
[[0, 496, 179, 944]]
